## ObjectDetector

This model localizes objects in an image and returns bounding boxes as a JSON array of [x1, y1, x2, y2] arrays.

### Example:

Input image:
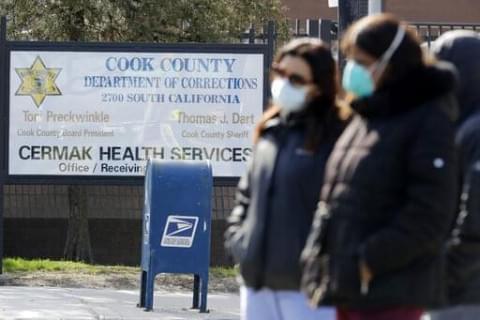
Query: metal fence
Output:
[[410, 22, 480, 47], [4, 185, 234, 221], [241, 19, 480, 49]]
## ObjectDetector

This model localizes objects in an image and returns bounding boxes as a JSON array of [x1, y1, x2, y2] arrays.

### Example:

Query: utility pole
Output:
[[337, 0, 384, 35], [337, 0, 369, 37], [337, 0, 369, 65], [332, 0, 384, 65]]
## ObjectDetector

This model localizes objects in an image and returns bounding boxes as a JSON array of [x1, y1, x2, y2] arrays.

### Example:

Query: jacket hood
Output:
[[351, 62, 457, 118], [432, 30, 480, 123]]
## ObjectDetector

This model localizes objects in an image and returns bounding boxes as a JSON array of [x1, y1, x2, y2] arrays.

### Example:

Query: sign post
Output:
[[138, 159, 213, 312], [0, 16, 7, 274]]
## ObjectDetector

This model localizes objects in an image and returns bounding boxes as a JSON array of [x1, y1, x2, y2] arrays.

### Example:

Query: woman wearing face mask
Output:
[[301, 14, 458, 320], [224, 38, 347, 320]]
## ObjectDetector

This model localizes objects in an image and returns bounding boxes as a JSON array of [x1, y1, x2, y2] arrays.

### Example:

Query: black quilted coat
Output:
[[301, 63, 458, 309]]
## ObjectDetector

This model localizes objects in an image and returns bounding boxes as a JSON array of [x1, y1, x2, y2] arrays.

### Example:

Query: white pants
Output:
[[424, 306, 480, 320], [240, 286, 335, 320]]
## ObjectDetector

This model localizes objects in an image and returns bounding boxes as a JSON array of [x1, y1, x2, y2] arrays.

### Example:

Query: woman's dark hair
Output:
[[341, 14, 424, 86], [255, 38, 344, 151]]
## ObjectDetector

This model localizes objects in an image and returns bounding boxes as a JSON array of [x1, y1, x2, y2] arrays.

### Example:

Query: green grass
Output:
[[3, 257, 137, 274], [2, 257, 237, 277], [210, 266, 238, 278]]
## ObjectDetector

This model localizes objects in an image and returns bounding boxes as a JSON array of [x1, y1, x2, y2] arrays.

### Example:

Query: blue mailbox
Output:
[[138, 159, 213, 312]]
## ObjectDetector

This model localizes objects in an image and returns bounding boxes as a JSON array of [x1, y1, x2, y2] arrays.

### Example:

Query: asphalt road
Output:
[[0, 286, 240, 319]]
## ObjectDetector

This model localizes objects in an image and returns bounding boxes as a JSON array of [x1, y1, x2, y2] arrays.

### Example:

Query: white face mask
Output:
[[271, 78, 308, 115]]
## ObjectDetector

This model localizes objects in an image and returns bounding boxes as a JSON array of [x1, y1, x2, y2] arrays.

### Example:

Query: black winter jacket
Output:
[[225, 115, 343, 290], [433, 31, 480, 305], [301, 63, 458, 309]]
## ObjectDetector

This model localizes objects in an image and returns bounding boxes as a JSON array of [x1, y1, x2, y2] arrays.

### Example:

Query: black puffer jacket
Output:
[[301, 63, 458, 309], [225, 115, 344, 290], [432, 31, 480, 305]]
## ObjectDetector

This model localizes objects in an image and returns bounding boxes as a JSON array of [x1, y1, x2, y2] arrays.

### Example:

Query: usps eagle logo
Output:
[[15, 56, 62, 108], [161, 215, 199, 248]]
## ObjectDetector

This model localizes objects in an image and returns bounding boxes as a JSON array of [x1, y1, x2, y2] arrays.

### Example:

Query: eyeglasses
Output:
[[271, 64, 312, 86]]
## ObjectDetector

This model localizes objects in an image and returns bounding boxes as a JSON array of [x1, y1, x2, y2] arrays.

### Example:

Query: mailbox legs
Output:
[[192, 274, 200, 309], [199, 272, 209, 313], [140, 271, 208, 312], [138, 271, 148, 308], [144, 270, 155, 311], [141, 257, 156, 312], [192, 273, 209, 312]]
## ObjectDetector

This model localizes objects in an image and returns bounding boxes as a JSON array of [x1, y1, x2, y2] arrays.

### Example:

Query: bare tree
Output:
[[64, 186, 93, 263]]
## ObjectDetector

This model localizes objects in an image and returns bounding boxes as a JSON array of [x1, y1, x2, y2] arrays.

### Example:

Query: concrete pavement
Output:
[[0, 286, 240, 319]]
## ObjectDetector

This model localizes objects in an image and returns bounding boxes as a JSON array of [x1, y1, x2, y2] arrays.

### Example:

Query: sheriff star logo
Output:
[[15, 56, 62, 107]]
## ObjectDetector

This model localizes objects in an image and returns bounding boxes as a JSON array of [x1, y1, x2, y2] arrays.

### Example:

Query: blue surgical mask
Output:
[[342, 26, 406, 98], [342, 60, 375, 98], [271, 78, 308, 115]]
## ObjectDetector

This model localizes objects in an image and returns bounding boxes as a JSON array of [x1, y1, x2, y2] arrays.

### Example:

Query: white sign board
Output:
[[9, 51, 264, 177], [328, 0, 338, 8]]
